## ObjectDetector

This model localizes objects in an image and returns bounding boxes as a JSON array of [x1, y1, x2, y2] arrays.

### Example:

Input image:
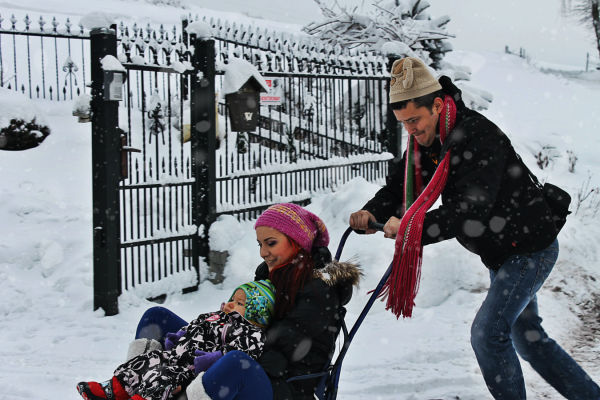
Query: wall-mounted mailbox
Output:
[[225, 78, 267, 132], [103, 70, 126, 101]]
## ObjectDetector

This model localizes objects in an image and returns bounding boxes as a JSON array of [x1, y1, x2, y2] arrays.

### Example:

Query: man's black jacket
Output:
[[362, 76, 558, 269]]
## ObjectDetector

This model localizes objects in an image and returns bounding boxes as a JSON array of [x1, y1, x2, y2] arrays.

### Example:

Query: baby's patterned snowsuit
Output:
[[114, 311, 265, 400]]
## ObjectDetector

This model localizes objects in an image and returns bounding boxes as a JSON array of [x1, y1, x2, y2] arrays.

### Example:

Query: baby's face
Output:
[[223, 289, 246, 316]]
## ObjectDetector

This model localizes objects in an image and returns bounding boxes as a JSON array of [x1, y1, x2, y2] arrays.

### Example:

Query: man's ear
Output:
[[433, 97, 444, 114]]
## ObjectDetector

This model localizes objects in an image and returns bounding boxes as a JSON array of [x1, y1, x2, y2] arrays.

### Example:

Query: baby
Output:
[[77, 279, 275, 400]]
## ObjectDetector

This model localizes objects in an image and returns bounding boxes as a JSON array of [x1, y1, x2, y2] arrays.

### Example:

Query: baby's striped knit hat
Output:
[[232, 279, 276, 328]]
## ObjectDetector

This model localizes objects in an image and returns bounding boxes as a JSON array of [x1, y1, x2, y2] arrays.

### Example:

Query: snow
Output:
[[381, 41, 414, 57], [72, 93, 92, 116], [0, 88, 47, 127], [79, 11, 118, 30], [1, 1, 600, 400], [185, 20, 212, 39], [101, 55, 126, 72], [221, 57, 269, 95]]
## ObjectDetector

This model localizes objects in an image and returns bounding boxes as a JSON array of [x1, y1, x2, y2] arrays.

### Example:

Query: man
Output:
[[349, 56, 599, 399]]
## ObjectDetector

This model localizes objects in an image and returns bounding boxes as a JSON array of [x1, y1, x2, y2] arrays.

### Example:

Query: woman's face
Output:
[[256, 226, 298, 271], [222, 289, 246, 315]]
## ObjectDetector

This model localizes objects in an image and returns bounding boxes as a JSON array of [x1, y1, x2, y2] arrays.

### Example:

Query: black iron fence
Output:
[[1, 14, 401, 314], [199, 15, 397, 220], [0, 14, 89, 100]]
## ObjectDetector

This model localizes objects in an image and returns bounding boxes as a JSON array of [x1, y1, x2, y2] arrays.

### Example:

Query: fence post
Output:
[[586, 52, 590, 72], [385, 55, 402, 159], [190, 36, 217, 276], [90, 27, 121, 316], [181, 17, 189, 100]]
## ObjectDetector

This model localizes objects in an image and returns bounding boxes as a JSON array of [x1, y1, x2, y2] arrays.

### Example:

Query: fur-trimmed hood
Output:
[[312, 260, 361, 306], [313, 260, 362, 287]]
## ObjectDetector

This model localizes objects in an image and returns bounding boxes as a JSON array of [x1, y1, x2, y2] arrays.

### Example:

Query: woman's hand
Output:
[[383, 216, 401, 239]]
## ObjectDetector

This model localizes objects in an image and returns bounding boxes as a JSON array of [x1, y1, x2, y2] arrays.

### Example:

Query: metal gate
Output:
[[90, 18, 400, 315], [91, 26, 216, 315]]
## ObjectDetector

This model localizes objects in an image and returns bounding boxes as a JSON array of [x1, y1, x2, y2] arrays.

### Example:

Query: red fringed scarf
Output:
[[380, 95, 457, 318]]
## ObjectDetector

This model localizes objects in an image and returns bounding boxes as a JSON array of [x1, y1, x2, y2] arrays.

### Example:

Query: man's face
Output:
[[393, 98, 443, 147]]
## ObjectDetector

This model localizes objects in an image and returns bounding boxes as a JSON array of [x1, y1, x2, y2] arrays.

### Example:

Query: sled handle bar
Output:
[[328, 220, 391, 399], [334, 220, 384, 262]]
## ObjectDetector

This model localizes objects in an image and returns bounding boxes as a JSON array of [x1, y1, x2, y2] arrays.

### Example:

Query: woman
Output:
[[131, 203, 361, 400]]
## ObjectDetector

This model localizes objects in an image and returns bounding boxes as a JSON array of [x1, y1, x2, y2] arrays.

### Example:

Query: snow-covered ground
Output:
[[2, 1, 600, 400]]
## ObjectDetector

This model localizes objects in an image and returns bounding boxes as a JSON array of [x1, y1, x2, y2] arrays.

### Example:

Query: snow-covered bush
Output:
[[535, 144, 560, 170], [575, 173, 600, 218], [303, 0, 453, 68], [0, 118, 51, 151], [72, 93, 92, 122], [141, 0, 186, 8], [567, 150, 578, 173], [303, 0, 492, 110]]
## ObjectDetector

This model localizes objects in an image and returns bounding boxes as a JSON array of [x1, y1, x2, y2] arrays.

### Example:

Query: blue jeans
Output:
[[471, 239, 600, 399], [202, 350, 273, 400], [135, 306, 188, 345]]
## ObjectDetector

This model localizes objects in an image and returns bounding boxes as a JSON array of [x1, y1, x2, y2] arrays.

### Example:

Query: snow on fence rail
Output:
[[0, 13, 90, 100]]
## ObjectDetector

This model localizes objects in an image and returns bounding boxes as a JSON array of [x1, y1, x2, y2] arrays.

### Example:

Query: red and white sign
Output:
[[261, 78, 282, 105]]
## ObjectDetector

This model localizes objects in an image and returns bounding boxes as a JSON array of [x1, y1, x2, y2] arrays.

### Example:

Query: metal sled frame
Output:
[[288, 222, 390, 400]]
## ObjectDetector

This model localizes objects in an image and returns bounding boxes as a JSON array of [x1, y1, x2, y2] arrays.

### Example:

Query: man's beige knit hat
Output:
[[389, 57, 442, 104]]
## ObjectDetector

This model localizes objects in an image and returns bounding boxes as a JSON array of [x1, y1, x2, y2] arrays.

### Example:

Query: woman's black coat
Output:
[[362, 76, 559, 269], [254, 255, 361, 400]]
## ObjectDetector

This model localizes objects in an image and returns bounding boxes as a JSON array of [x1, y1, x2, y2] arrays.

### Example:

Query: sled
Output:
[[288, 221, 391, 400]]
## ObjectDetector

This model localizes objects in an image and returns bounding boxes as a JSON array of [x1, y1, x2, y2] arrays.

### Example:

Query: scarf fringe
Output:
[[378, 95, 456, 318]]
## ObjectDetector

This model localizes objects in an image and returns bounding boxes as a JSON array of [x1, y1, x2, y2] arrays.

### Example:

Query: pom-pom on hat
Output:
[[254, 203, 330, 253], [231, 279, 275, 328], [389, 57, 442, 104]]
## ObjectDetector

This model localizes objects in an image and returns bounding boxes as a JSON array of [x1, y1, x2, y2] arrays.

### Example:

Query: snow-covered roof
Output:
[[221, 57, 269, 95], [185, 20, 213, 40], [79, 11, 117, 30], [101, 55, 126, 73]]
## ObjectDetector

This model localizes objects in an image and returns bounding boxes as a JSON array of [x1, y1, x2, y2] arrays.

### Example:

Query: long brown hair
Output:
[[269, 246, 314, 319]]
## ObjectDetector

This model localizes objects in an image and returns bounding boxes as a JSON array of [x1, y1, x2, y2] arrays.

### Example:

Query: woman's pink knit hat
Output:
[[254, 203, 330, 252]]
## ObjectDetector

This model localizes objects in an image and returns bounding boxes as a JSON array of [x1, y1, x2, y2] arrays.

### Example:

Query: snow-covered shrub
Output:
[[72, 93, 92, 122], [303, 0, 492, 110], [534, 144, 560, 170], [0, 118, 51, 151], [141, 0, 186, 8], [567, 150, 578, 173], [303, 0, 453, 68], [575, 173, 600, 218]]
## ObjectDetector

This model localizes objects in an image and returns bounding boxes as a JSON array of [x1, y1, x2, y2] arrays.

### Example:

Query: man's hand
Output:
[[383, 216, 402, 239], [349, 210, 377, 234]]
